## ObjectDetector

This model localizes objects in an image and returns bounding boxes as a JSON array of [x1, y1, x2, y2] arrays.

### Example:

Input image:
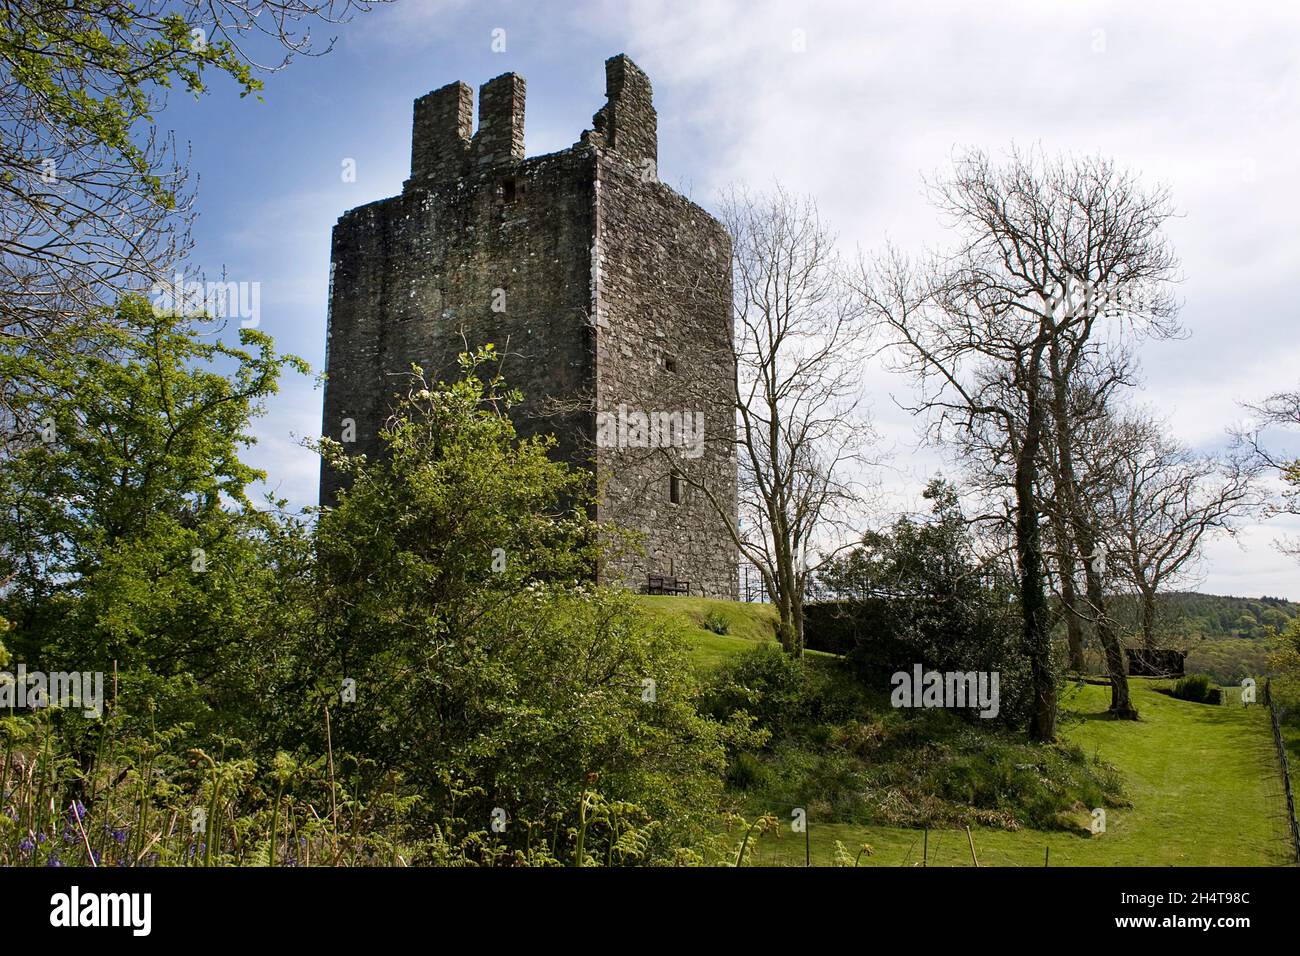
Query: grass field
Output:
[[639, 595, 838, 668], [745, 680, 1294, 866], [638, 596, 1294, 867], [639, 595, 782, 668], [637, 600, 1289, 868]]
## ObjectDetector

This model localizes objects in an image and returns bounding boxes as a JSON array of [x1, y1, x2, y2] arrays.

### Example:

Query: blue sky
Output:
[[162, 0, 1300, 598]]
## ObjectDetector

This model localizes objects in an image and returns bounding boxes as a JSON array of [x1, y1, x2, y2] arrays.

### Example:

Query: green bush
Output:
[[1172, 673, 1215, 704], [702, 609, 730, 635], [811, 480, 1033, 727], [701, 644, 813, 740], [704, 646, 1126, 832], [727, 752, 767, 790], [304, 355, 757, 861]]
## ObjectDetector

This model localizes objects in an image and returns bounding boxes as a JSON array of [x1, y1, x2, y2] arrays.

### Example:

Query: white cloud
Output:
[[232, 0, 1300, 596]]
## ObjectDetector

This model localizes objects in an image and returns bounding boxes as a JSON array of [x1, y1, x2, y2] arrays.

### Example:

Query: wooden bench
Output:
[[645, 573, 690, 596]]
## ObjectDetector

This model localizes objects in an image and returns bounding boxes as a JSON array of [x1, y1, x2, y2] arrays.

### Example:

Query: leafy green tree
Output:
[[817, 480, 1032, 726], [0, 0, 381, 452], [1270, 617, 1300, 703], [305, 350, 743, 860], [0, 295, 310, 738]]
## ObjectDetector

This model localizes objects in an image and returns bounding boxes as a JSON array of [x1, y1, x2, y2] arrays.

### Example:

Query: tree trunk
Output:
[[1016, 392, 1057, 743], [768, 509, 805, 658], [773, 559, 799, 656], [1140, 588, 1158, 650], [1053, 521, 1087, 672], [1076, 528, 1138, 719], [792, 593, 805, 658], [774, 590, 797, 655], [1047, 364, 1137, 720]]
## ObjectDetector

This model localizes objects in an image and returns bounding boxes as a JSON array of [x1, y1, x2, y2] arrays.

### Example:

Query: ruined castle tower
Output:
[[321, 54, 738, 599]]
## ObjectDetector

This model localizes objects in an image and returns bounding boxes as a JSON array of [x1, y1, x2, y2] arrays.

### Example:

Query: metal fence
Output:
[[739, 562, 769, 603], [736, 562, 874, 605]]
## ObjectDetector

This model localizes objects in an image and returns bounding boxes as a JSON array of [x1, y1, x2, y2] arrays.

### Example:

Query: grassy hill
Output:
[[1151, 592, 1296, 684], [639, 595, 1296, 867], [638, 595, 782, 668], [747, 680, 1293, 866], [638, 595, 835, 667], [1062, 591, 1298, 683]]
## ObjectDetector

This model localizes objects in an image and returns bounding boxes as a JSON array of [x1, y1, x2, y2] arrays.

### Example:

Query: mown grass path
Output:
[[640, 596, 1292, 866], [749, 680, 1294, 866]]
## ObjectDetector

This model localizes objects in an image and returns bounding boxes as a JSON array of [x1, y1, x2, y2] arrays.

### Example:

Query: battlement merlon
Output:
[[409, 80, 472, 185], [581, 54, 658, 169], [471, 72, 526, 168]]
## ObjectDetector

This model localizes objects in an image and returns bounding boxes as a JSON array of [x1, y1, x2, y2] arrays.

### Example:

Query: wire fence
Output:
[[1263, 680, 1300, 866]]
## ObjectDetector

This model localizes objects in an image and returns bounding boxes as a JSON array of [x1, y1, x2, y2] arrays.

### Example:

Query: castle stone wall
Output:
[[592, 151, 737, 598], [322, 55, 737, 598]]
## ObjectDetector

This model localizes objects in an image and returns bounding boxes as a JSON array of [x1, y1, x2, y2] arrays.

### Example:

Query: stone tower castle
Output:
[[321, 54, 738, 598]]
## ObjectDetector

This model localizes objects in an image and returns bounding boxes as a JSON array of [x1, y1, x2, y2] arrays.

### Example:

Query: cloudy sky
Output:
[[165, 0, 1300, 598]]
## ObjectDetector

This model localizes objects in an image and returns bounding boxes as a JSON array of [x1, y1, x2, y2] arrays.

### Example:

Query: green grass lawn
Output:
[[640, 595, 1294, 866], [1284, 721, 1300, 794], [639, 595, 781, 668], [639, 595, 837, 668], [744, 679, 1294, 866]]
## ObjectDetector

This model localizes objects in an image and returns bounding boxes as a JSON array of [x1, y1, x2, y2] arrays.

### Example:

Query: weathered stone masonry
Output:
[[321, 54, 738, 598]]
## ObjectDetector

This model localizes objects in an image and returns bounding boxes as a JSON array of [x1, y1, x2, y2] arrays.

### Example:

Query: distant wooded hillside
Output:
[[1109, 592, 1298, 642]]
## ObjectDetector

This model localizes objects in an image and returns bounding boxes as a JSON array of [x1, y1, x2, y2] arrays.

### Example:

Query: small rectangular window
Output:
[[664, 354, 677, 373], [502, 177, 517, 203], [669, 470, 682, 504]]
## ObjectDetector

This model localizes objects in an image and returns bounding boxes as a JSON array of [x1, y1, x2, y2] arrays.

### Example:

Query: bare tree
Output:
[[1106, 415, 1261, 647], [860, 249, 1061, 738], [1239, 387, 1300, 559], [859, 147, 1180, 736], [690, 185, 872, 655], [936, 363, 1091, 673]]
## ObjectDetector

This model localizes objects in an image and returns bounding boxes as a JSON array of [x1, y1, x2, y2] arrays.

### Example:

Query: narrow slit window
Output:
[[664, 354, 677, 373], [669, 469, 682, 505], [501, 177, 517, 203]]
